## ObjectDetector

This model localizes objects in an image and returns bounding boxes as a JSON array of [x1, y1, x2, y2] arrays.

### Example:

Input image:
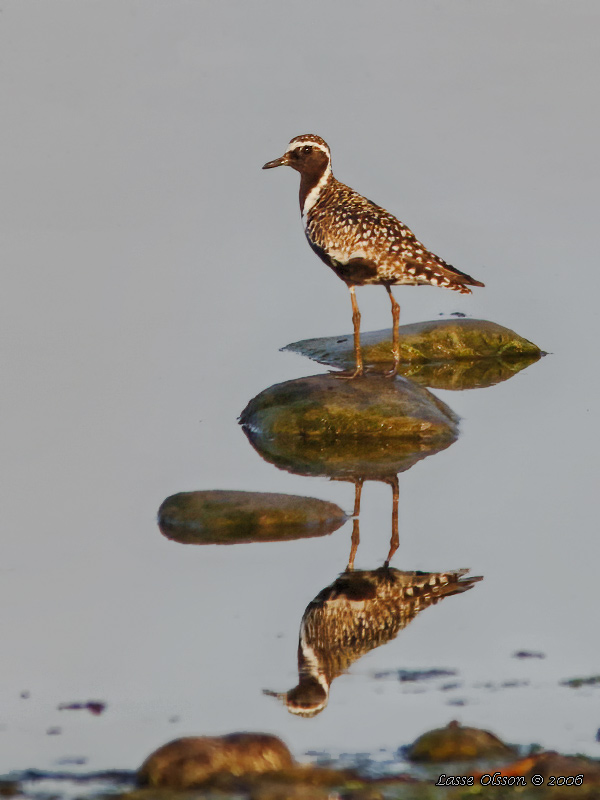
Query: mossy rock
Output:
[[283, 319, 542, 389], [239, 374, 458, 442], [239, 374, 458, 480], [138, 733, 294, 789], [158, 490, 347, 545], [407, 720, 514, 762]]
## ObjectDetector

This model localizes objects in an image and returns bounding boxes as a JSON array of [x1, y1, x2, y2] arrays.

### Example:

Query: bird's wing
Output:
[[337, 187, 484, 289]]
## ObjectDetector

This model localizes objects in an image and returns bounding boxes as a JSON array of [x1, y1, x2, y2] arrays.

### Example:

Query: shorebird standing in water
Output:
[[263, 134, 484, 377]]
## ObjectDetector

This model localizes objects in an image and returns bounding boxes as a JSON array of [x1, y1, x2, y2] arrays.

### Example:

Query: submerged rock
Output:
[[284, 319, 542, 389], [158, 490, 347, 545], [407, 720, 514, 762], [138, 733, 294, 789], [513, 650, 546, 660], [240, 374, 458, 480], [57, 700, 106, 715], [560, 674, 600, 688]]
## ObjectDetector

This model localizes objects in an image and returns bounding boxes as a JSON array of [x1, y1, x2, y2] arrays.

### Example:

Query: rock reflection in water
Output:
[[283, 319, 542, 390], [265, 561, 482, 717], [240, 373, 458, 481], [397, 352, 541, 391]]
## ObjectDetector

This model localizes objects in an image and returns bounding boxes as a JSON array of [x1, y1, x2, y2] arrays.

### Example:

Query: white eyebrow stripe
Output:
[[288, 141, 330, 155]]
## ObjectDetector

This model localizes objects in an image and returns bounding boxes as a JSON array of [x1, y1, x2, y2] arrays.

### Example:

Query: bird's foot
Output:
[[384, 351, 401, 378], [330, 365, 364, 380]]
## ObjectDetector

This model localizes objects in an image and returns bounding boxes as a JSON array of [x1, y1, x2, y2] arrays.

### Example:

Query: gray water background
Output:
[[1, 0, 599, 774]]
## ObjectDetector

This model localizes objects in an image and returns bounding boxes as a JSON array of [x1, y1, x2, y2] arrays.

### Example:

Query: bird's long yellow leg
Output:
[[385, 285, 401, 377], [384, 476, 400, 566], [350, 287, 364, 376], [335, 285, 364, 379], [347, 479, 363, 570]]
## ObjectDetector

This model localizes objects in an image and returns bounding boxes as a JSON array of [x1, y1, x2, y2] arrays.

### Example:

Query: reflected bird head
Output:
[[263, 677, 329, 718]]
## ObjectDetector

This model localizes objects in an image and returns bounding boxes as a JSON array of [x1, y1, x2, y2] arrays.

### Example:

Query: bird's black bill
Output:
[[262, 156, 286, 169]]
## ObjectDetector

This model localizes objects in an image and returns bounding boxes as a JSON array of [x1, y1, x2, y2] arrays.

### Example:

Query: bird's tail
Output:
[[445, 264, 485, 293]]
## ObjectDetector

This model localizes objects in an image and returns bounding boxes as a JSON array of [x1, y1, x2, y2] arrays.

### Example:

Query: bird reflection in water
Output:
[[266, 562, 481, 717], [346, 477, 399, 569], [244, 372, 482, 716], [265, 493, 482, 717]]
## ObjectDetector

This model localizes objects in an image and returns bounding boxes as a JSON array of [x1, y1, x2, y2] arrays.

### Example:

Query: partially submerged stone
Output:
[[284, 319, 542, 389], [137, 747, 380, 797], [240, 374, 458, 442], [138, 733, 294, 789], [240, 374, 458, 480], [560, 674, 600, 688], [158, 490, 347, 545], [407, 720, 514, 762]]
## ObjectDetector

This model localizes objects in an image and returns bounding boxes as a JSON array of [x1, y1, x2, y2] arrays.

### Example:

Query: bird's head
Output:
[[263, 134, 331, 175]]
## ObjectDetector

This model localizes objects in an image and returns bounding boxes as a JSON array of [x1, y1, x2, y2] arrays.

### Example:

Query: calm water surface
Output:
[[1, 0, 599, 777]]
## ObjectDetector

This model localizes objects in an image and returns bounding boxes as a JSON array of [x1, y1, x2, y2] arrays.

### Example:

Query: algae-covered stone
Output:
[[240, 374, 458, 480], [407, 720, 514, 762], [138, 733, 294, 789], [284, 319, 542, 388], [240, 375, 458, 477], [158, 490, 347, 545], [240, 374, 458, 441]]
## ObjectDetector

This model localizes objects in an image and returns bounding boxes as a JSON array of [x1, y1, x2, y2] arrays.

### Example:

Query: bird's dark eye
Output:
[[302, 145, 312, 154]]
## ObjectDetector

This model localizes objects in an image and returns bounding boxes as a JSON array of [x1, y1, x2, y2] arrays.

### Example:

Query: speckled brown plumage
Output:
[[305, 179, 482, 292], [263, 134, 484, 377], [266, 566, 482, 717]]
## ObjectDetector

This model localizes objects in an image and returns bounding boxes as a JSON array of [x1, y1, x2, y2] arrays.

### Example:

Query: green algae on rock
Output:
[[138, 733, 293, 789], [240, 374, 458, 442], [407, 720, 514, 763], [239, 374, 458, 480], [283, 319, 542, 388], [158, 490, 347, 545]]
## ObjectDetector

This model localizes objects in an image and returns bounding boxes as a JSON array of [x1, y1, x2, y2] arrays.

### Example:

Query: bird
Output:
[[264, 565, 482, 716], [263, 134, 484, 378]]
